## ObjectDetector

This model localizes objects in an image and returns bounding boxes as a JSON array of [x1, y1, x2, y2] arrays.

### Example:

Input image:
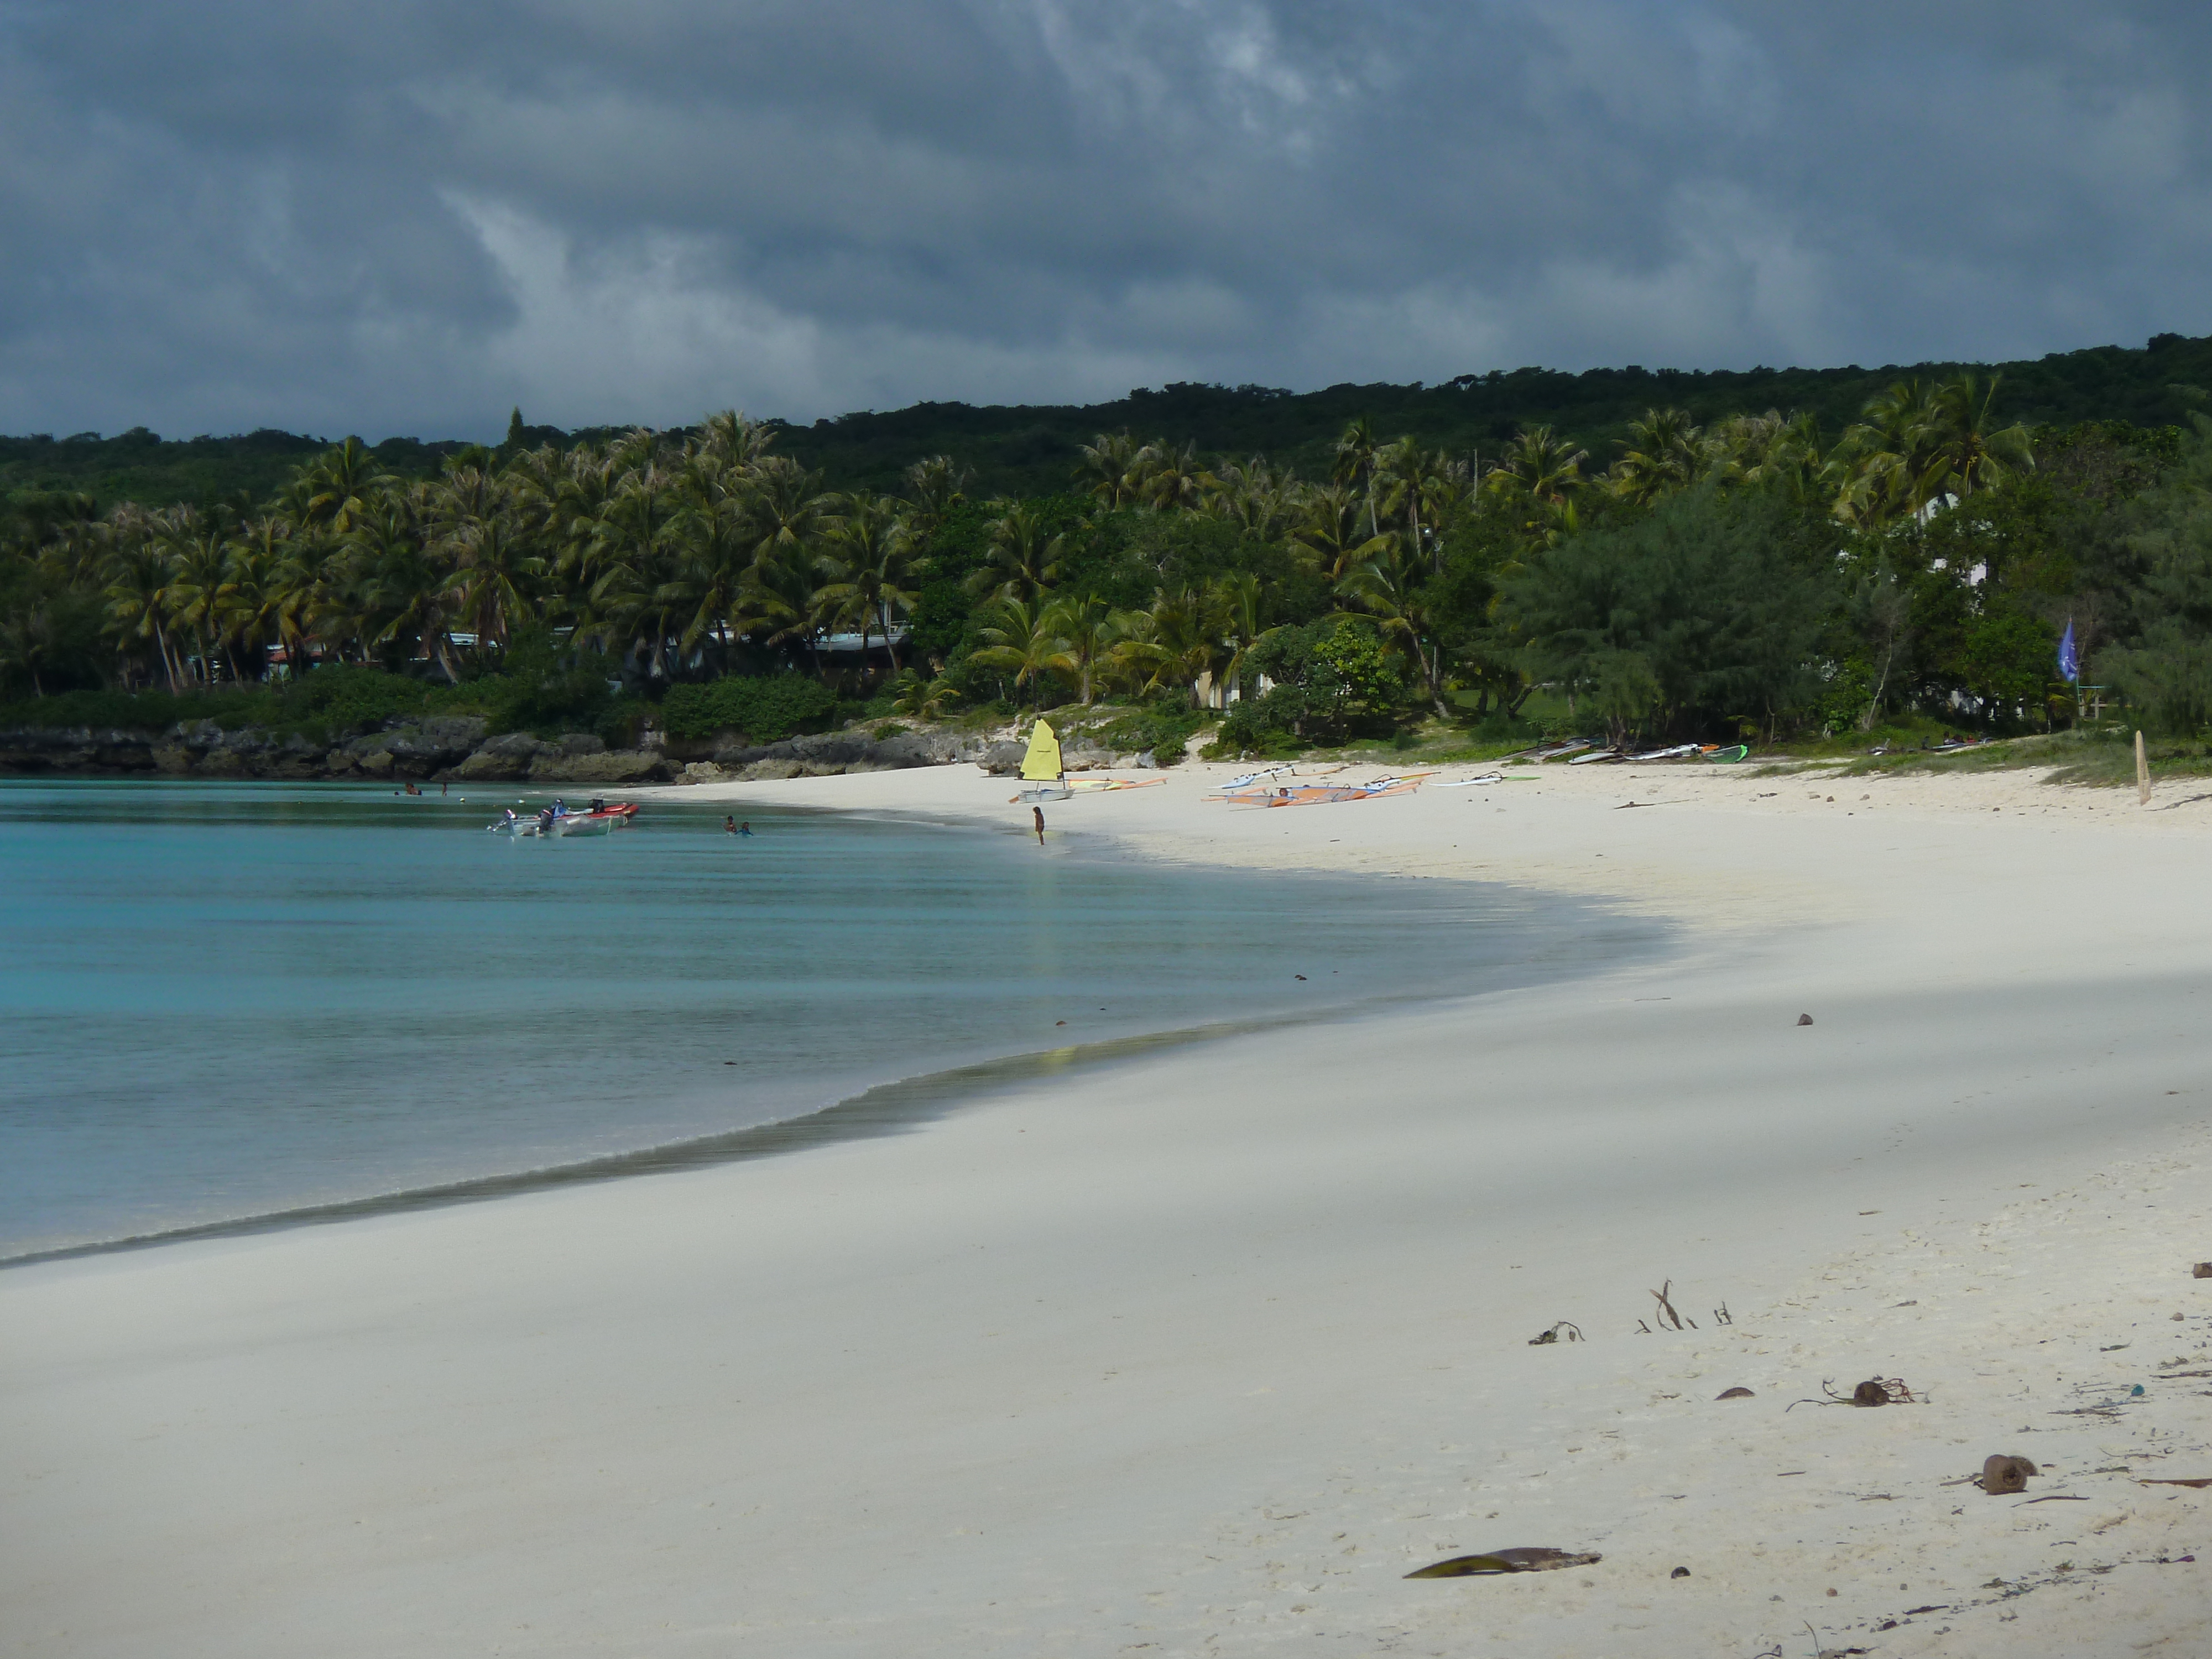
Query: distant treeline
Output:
[[7, 331, 2212, 508], [10, 345, 2212, 753]]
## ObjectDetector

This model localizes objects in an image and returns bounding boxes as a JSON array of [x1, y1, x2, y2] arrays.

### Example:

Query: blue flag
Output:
[[2058, 619, 2079, 684]]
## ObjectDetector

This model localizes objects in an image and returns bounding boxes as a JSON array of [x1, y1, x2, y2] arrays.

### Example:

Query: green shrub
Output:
[[0, 666, 447, 738], [281, 666, 440, 733], [597, 696, 653, 750], [1092, 703, 1208, 767], [661, 675, 838, 743], [1206, 688, 1308, 759]]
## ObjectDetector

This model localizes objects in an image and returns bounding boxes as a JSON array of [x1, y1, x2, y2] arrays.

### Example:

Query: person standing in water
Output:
[[739, 821, 754, 837], [1032, 805, 1046, 845], [724, 816, 737, 834]]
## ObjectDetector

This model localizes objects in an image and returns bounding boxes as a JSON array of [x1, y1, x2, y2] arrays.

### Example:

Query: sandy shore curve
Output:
[[6, 757, 2209, 1657]]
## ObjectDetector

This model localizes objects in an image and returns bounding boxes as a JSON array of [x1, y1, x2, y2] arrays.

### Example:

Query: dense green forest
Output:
[[8, 330, 2212, 507], [8, 332, 2212, 757]]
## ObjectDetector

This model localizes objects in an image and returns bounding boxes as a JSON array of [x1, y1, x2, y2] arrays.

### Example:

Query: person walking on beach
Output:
[[1032, 805, 1046, 845]]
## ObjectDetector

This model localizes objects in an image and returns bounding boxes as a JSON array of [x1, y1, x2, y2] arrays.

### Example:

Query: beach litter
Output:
[[1527, 1321, 1583, 1345], [1983, 1454, 2039, 1494], [1405, 1547, 1600, 1579], [1798, 1012, 1815, 1025], [2192, 1262, 2212, 1278], [1717, 1386, 1755, 1400], [1641, 1278, 1695, 1332], [1790, 1377, 1921, 1410]]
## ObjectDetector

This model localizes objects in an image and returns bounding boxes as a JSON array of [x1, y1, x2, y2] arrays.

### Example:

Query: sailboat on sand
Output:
[[1015, 719, 1071, 802]]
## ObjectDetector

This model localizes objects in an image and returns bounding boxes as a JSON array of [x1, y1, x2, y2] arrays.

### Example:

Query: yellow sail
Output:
[[1020, 718, 1063, 781]]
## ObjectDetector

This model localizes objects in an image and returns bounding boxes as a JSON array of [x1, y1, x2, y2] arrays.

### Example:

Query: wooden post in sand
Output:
[[2137, 729, 2151, 805]]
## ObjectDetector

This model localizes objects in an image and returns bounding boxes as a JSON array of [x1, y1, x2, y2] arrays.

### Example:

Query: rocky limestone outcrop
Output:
[[323, 716, 489, 779], [0, 725, 168, 773], [670, 723, 1157, 783], [694, 725, 999, 782], [450, 731, 669, 782], [0, 712, 1165, 785]]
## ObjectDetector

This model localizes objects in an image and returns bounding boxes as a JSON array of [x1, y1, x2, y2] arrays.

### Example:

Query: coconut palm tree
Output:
[[902, 454, 970, 536], [220, 517, 291, 674], [892, 672, 962, 720], [21, 491, 103, 585], [739, 541, 836, 677], [101, 531, 183, 692], [1200, 458, 1299, 538], [970, 596, 1073, 710], [1373, 439, 1466, 573], [362, 519, 466, 681], [443, 514, 542, 658], [1715, 409, 1834, 505], [1115, 588, 1221, 699], [1332, 415, 1382, 537], [970, 501, 1065, 601], [158, 512, 234, 682], [696, 409, 774, 471], [660, 491, 755, 671], [1337, 540, 1449, 714], [1608, 408, 1719, 507], [1292, 484, 1393, 582], [1039, 595, 1128, 705], [818, 494, 919, 676], [1212, 571, 1266, 701], [1075, 431, 1145, 509], [1834, 380, 1967, 526], [1921, 374, 2036, 501], [743, 455, 835, 571], [299, 437, 389, 534], [1139, 440, 1209, 513], [1485, 426, 1588, 509]]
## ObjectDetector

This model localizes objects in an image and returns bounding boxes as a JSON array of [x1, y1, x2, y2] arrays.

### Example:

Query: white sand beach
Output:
[[7, 757, 2212, 1657]]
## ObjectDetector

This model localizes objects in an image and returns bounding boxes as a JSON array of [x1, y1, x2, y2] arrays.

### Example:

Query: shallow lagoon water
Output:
[[0, 779, 1661, 1258]]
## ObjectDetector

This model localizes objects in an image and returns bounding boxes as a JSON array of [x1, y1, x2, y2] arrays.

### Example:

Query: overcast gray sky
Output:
[[2, 1, 2205, 441]]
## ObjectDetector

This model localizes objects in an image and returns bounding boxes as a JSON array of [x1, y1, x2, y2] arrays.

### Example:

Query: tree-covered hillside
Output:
[[8, 332, 2211, 509]]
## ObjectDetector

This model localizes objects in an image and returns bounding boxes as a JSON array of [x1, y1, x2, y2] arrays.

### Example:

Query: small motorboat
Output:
[[549, 801, 639, 836], [488, 800, 639, 837]]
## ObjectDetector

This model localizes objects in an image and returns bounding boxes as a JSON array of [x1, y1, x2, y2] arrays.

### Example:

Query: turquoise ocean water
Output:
[[0, 779, 1661, 1260]]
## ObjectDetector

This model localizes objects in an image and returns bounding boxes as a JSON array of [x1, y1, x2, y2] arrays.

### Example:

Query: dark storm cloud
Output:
[[2, 1, 2207, 440]]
